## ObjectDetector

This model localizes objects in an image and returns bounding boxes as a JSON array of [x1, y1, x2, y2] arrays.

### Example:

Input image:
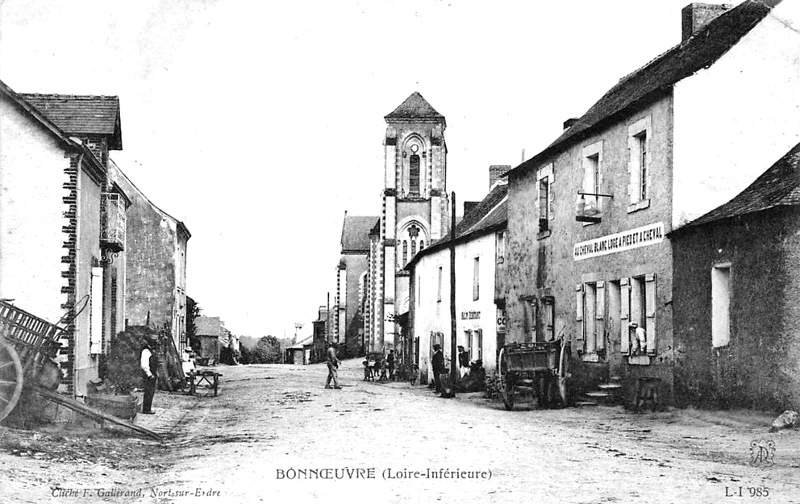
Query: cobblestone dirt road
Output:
[[2, 359, 800, 504]]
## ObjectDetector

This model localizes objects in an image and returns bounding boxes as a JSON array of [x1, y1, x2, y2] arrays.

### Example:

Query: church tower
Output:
[[372, 92, 448, 353]]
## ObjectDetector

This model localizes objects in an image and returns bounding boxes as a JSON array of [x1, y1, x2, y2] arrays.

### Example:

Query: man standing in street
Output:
[[431, 344, 445, 393], [325, 342, 342, 389], [140, 334, 158, 414], [386, 349, 395, 381]]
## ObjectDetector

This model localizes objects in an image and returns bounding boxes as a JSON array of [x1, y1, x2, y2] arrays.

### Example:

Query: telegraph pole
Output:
[[449, 191, 458, 395]]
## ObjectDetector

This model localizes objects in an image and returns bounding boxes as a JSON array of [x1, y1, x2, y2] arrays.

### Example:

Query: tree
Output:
[[186, 296, 201, 353]]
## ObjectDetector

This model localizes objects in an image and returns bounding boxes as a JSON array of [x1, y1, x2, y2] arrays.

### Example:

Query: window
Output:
[[539, 177, 550, 231], [712, 264, 731, 348], [437, 266, 443, 303], [537, 163, 554, 236], [576, 282, 605, 359], [471, 329, 483, 361], [628, 116, 652, 210], [420, 240, 424, 251], [621, 274, 657, 356], [402, 241, 408, 266], [635, 132, 647, 200], [496, 231, 506, 263], [409, 154, 420, 195], [473, 257, 480, 300], [411, 238, 417, 257], [580, 142, 603, 219]]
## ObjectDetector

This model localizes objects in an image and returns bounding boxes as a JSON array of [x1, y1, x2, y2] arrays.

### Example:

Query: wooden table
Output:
[[188, 370, 223, 396]]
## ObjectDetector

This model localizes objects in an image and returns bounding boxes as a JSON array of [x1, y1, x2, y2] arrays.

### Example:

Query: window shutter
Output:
[[548, 179, 555, 220], [596, 281, 605, 351], [620, 278, 630, 355], [575, 284, 584, 342], [90, 267, 103, 355], [645, 273, 657, 355]]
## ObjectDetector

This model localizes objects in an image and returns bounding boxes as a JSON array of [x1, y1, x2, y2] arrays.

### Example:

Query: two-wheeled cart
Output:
[[497, 338, 571, 411], [0, 300, 64, 422], [0, 299, 162, 441]]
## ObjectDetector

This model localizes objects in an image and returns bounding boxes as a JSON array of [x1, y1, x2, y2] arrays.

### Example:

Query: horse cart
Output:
[[498, 338, 571, 411], [0, 300, 65, 422]]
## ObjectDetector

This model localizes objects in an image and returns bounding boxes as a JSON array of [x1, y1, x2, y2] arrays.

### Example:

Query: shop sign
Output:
[[573, 222, 664, 261], [460, 310, 480, 320]]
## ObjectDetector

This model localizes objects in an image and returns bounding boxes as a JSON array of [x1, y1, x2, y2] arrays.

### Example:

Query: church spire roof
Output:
[[385, 92, 444, 122]]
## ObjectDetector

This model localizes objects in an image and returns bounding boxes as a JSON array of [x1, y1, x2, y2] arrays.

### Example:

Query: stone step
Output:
[[574, 400, 598, 407], [598, 383, 623, 390], [585, 391, 611, 398]]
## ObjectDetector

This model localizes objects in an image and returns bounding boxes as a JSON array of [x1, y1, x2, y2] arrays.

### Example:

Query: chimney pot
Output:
[[489, 165, 511, 189], [681, 3, 733, 43]]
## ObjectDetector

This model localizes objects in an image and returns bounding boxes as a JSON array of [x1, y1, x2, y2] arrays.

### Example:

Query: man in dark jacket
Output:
[[140, 334, 159, 414], [325, 343, 342, 389], [386, 350, 395, 380], [431, 344, 445, 393]]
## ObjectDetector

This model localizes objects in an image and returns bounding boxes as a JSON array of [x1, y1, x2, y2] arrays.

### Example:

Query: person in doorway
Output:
[[140, 334, 159, 414], [325, 342, 342, 389], [431, 344, 445, 393], [458, 345, 470, 378], [386, 350, 395, 381], [628, 322, 647, 355]]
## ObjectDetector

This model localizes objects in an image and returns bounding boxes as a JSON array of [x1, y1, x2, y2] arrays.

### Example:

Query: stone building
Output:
[[333, 213, 378, 357], [110, 162, 191, 354], [0, 81, 129, 397], [407, 169, 508, 384], [670, 142, 800, 411], [365, 92, 450, 355], [194, 316, 228, 363], [504, 0, 799, 405]]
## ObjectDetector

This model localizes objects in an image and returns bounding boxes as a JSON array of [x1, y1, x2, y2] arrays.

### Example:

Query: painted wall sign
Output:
[[461, 310, 481, 320], [573, 222, 665, 261]]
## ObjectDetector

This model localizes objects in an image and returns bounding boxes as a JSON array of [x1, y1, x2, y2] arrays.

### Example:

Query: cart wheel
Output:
[[558, 343, 571, 406], [0, 341, 24, 422], [502, 383, 515, 411]]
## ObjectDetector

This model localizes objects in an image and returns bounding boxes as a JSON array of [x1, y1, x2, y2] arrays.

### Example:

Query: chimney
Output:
[[463, 201, 480, 217], [563, 118, 579, 131], [682, 3, 733, 42], [489, 165, 511, 188]]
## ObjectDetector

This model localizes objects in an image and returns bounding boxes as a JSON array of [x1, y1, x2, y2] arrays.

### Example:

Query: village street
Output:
[[2, 359, 800, 504]]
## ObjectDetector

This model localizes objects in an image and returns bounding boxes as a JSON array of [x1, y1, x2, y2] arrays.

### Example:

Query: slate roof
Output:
[[341, 215, 379, 252], [385, 92, 444, 121], [19, 93, 122, 149], [407, 183, 508, 268], [509, 0, 779, 177], [681, 142, 800, 228]]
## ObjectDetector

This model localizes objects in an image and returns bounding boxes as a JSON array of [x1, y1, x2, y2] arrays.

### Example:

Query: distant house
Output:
[[0, 81, 129, 398], [285, 336, 314, 365], [670, 142, 800, 411], [194, 316, 228, 364]]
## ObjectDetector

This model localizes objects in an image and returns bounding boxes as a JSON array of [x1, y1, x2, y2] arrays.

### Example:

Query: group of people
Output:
[[431, 343, 485, 394], [362, 350, 395, 381]]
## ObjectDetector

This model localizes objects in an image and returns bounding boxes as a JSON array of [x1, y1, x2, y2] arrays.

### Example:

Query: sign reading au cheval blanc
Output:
[[573, 222, 664, 261]]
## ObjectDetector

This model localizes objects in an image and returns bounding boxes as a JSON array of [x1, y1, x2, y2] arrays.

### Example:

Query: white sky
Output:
[[0, 0, 700, 339]]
